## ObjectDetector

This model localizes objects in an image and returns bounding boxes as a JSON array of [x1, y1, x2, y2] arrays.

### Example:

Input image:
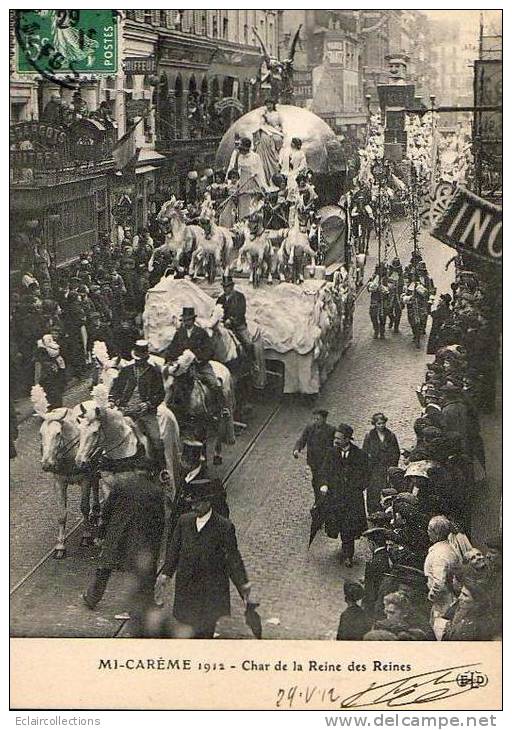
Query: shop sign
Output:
[[10, 121, 67, 147], [432, 186, 502, 264], [293, 69, 312, 101], [124, 56, 156, 74]]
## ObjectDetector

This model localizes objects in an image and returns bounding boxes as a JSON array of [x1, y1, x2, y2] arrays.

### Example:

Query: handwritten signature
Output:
[[276, 663, 488, 709]]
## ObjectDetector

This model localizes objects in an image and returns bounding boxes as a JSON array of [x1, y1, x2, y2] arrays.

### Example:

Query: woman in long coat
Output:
[[362, 413, 400, 514], [317, 423, 369, 567]]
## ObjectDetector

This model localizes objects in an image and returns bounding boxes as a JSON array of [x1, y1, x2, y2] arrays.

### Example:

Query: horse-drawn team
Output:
[[32, 274, 256, 559]]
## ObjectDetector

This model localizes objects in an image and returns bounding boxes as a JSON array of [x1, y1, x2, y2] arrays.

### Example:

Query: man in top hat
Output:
[[109, 339, 166, 473], [216, 275, 254, 361], [164, 306, 228, 416], [293, 409, 336, 505], [157, 478, 251, 638], [317, 423, 369, 567]]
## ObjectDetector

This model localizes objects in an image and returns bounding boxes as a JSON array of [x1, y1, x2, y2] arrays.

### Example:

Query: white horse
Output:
[[74, 384, 182, 509], [162, 349, 235, 465], [151, 197, 203, 275], [189, 221, 234, 282], [277, 221, 316, 284], [31, 385, 101, 559]]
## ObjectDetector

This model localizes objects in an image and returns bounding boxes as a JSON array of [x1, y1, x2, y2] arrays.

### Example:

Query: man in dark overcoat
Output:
[[361, 527, 392, 618], [158, 479, 251, 638], [82, 470, 165, 611], [293, 408, 335, 504], [317, 422, 369, 567], [216, 275, 254, 361]]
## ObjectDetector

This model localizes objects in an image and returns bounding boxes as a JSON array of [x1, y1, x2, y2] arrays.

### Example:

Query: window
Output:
[[212, 14, 218, 38], [126, 10, 135, 21], [144, 11, 152, 25], [244, 24, 248, 44], [202, 13, 207, 35], [159, 11, 167, 27], [223, 17, 229, 39]]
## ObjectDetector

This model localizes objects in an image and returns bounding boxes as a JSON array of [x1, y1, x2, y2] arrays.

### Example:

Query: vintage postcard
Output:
[[9, 6, 502, 712]]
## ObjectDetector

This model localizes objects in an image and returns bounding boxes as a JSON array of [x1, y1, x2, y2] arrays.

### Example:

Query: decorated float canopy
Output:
[[215, 104, 345, 174]]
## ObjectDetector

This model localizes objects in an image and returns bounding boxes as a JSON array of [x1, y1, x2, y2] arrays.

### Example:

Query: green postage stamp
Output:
[[15, 10, 118, 78]]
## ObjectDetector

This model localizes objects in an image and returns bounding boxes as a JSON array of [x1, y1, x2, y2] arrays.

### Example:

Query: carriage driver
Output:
[[109, 340, 166, 473], [216, 275, 254, 362], [164, 306, 229, 417]]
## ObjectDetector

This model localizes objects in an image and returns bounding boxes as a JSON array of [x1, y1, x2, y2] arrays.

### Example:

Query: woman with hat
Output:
[[225, 136, 267, 221], [157, 479, 251, 639], [362, 413, 400, 514], [317, 423, 369, 567]]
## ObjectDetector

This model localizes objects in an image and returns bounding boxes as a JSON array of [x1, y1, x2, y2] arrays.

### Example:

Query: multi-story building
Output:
[[10, 10, 279, 270]]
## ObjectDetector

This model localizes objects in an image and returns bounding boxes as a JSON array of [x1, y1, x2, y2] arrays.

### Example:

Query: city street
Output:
[[11, 223, 500, 640]]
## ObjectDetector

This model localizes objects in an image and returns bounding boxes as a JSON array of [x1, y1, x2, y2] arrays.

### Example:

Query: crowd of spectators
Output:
[[337, 258, 502, 642]]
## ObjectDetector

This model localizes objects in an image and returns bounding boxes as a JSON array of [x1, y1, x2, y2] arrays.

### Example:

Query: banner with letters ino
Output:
[[431, 186, 502, 265]]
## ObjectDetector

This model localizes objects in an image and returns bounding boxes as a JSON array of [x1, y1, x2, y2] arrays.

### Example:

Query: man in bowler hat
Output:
[[157, 478, 251, 638], [317, 423, 369, 567], [293, 409, 335, 504]]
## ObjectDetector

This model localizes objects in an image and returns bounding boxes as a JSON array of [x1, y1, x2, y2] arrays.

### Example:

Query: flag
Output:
[[113, 117, 143, 171]]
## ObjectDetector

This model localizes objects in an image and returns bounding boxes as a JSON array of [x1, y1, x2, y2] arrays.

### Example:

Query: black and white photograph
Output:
[[9, 5, 503, 711]]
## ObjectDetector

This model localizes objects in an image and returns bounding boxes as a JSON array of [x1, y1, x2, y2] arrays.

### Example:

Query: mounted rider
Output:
[[164, 306, 229, 417], [216, 274, 254, 362], [108, 339, 166, 471]]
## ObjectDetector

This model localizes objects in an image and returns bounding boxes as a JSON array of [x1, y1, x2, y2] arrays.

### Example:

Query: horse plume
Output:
[[31, 384, 50, 417], [91, 383, 110, 411]]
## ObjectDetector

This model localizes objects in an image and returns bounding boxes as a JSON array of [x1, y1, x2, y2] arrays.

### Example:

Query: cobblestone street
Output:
[[10, 226, 500, 639]]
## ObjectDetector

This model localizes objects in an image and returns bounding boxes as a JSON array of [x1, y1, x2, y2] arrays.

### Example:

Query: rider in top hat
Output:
[[109, 339, 166, 475], [216, 275, 254, 361], [164, 306, 228, 416]]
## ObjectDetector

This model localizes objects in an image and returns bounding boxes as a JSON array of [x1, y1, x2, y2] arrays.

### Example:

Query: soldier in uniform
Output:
[[109, 340, 166, 474], [293, 408, 336, 504]]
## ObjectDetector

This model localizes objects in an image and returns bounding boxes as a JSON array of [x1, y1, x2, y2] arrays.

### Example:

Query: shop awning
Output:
[[135, 165, 159, 175]]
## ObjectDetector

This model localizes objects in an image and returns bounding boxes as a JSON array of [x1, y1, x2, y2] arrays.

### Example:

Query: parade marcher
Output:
[[336, 582, 371, 640], [367, 265, 390, 340], [81, 470, 165, 612], [401, 277, 429, 348], [362, 412, 400, 514], [386, 257, 404, 332], [164, 306, 229, 416], [216, 275, 254, 361], [317, 423, 369, 567], [34, 334, 66, 410], [157, 478, 251, 638], [109, 339, 166, 474], [293, 409, 336, 504]]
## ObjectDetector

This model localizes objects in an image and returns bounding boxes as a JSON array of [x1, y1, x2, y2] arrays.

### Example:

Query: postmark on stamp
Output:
[[15, 10, 118, 86]]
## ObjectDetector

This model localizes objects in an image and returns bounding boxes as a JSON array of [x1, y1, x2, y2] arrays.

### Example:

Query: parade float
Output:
[[143, 274, 354, 395]]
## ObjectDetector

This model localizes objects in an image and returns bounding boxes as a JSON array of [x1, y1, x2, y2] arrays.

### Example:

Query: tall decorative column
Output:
[[377, 53, 415, 162], [181, 88, 189, 139]]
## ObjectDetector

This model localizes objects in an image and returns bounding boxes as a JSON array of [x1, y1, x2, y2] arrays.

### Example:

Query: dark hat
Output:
[[335, 423, 353, 438], [313, 408, 329, 417], [132, 339, 149, 358], [240, 137, 252, 151], [394, 492, 419, 507], [222, 274, 234, 287], [181, 306, 196, 319], [368, 511, 391, 527], [183, 477, 223, 502]]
